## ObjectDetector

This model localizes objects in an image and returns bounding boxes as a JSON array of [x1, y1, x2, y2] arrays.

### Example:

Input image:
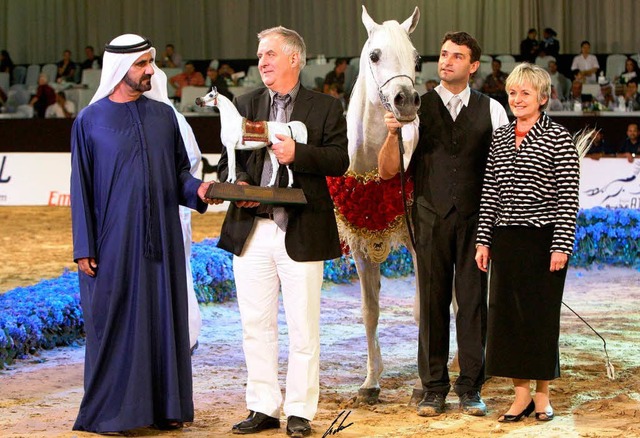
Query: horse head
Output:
[[360, 5, 421, 122], [195, 87, 219, 108]]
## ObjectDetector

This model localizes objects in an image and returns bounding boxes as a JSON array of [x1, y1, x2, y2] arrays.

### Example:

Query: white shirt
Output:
[[435, 84, 509, 131], [45, 100, 76, 118], [571, 54, 600, 83]]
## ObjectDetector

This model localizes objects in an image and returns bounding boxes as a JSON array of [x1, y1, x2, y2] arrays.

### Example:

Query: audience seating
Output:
[[605, 54, 627, 80], [41, 63, 57, 85], [80, 69, 101, 89], [161, 67, 182, 99], [420, 61, 439, 82], [12, 65, 26, 85], [0, 72, 9, 93], [496, 54, 516, 64], [179, 86, 209, 112], [25, 64, 41, 90], [500, 61, 517, 73], [300, 63, 333, 90]]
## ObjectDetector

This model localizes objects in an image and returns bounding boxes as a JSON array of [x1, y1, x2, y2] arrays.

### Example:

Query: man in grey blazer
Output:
[[216, 26, 348, 437]]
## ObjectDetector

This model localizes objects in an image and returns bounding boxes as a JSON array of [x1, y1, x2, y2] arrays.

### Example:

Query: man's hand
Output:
[[273, 134, 295, 165], [378, 111, 402, 180], [475, 245, 490, 272], [384, 111, 402, 134], [78, 257, 98, 277], [198, 181, 223, 205], [234, 181, 260, 208]]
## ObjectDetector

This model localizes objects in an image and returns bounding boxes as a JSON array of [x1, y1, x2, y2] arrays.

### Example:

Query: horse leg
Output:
[[352, 252, 383, 405], [226, 144, 237, 184]]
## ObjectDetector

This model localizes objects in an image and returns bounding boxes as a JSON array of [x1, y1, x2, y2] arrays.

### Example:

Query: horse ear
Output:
[[401, 7, 420, 35], [361, 5, 377, 34]]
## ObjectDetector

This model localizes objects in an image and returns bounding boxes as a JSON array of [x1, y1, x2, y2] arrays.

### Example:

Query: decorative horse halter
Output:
[[365, 42, 416, 112]]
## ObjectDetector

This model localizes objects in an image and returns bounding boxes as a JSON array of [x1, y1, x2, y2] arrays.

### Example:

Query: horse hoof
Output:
[[408, 388, 424, 407], [356, 387, 380, 405]]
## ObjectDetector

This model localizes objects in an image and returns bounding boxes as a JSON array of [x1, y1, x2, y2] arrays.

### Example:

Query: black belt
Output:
[[255, 212, 274, 220]]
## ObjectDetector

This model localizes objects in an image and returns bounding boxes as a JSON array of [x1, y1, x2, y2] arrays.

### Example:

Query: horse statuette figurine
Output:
[[327, 5, 422, 405], [195, 87, 307, 187]]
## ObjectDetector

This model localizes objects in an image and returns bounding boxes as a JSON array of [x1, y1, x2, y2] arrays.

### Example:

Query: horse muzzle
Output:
[[392, 87, 421, 122]]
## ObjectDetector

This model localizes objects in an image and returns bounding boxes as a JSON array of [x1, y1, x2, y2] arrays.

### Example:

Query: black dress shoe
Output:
[[417, 391, 446, 417], [498, 400, 535, 423], [231, 411, 280, 434], [459, 390, 487, 416], [286, 416, 311, 437]]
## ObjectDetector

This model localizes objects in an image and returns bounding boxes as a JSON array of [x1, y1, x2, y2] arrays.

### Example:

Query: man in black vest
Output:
[[378, 31, 508, 417]]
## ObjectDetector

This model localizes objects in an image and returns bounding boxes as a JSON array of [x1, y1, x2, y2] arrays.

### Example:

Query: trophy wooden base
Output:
[[206, 182, 307, 204]]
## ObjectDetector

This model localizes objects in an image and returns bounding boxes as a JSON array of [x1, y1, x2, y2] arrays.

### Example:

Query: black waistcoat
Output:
[[411, 89, 493, 218]]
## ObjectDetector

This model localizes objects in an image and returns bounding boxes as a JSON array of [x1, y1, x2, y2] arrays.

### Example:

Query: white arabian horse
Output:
[[329, 6, 422, 405], [195, 87, 307, 187]]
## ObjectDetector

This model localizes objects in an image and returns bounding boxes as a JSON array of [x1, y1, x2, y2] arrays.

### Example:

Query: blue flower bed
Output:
[[1, 209, 639, 368]]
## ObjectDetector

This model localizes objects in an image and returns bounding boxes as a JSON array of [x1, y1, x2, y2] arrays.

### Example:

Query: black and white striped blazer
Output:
[[476, 112, 580, 254]]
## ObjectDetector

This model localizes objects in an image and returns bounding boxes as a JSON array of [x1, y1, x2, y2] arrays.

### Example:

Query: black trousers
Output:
[[414, 203, 487, 396]]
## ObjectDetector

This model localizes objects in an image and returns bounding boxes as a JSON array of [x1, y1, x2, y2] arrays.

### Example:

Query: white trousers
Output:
[[180, 206, 202, 348], [233, 218, 323, 420]]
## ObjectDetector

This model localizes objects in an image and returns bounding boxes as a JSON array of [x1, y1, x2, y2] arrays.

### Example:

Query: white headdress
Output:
[[92, 33, 201, 173]]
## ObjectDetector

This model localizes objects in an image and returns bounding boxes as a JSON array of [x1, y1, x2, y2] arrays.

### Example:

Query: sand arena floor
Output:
[[1, 206, 639, 437]]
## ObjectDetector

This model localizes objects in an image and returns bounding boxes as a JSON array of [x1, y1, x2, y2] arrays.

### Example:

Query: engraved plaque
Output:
[[206, 182, 307, 204]]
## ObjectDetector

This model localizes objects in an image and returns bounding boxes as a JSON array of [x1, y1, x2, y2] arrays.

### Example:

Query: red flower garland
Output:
[[327, 171, 414, 232]]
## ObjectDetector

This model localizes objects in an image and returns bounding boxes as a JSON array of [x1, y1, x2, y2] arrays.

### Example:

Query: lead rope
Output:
[[561, 301, 615, 379]]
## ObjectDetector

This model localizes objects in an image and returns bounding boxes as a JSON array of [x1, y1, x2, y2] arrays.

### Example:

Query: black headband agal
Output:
[[104, 38, 152, 54]]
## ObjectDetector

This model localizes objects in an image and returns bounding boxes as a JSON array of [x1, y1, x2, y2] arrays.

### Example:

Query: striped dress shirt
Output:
[[476, 112, 580, 254]]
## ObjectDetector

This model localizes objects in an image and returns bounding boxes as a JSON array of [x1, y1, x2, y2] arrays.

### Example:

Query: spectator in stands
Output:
[[56, 49, 77, 83], [29, 73, 56, 118], [0, 85, 7, 111], [619, 123, 640, 161], [547, 85, 563, 111], [80, 46, 102, 70], [218, 63, 237, 85], [519, 28, 539, 63], [548, 61, 569, 100], [534, 48, 555, 70], [205, 63, 234, 100], [158, 43, 183, 68], [0, 49, 15, 82], [539, 28, 559, 58], [623, 79, 640, 111], [568, 79, 594, 110], [169, 61, 205, 100], [323, 57, 348, 95], [482, 59, 509, 109], [570, 41, 599, 84], [617, 58, 640, 85], [595, 80, 616, 110], [586, 131, 616, 158], [45, 91, 76, 118], [425, 79, 438, 92]]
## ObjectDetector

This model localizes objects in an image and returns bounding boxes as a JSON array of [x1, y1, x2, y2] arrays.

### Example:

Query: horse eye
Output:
[[369, 49, 381, 63]]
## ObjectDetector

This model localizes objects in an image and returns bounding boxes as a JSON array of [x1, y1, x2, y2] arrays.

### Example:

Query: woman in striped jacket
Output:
[[474, 63, 580, 423]]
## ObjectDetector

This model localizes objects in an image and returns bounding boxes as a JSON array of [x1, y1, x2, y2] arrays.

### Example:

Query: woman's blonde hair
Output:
[[505, 62, 551, 111]]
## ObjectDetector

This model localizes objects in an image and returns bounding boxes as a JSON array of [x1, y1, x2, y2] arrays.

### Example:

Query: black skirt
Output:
[[486, 226, 568, 380]]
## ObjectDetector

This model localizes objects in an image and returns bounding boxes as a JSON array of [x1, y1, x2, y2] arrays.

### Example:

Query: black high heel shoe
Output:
[[498, 400, 535, 423], [535, 406, 554, 421]]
